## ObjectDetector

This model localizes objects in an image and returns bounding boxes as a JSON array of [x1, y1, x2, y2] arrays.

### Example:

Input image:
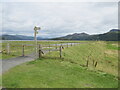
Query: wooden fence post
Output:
[[94, 61, 98, 67], [71, 43, 72, 46], [22, 45, 25, 56], [59, 45, 62, 58], [49, 44, 50, 53], [56, 44, 57, 49], [61, 43, 62, 47], [39, 44, 42, 58], [86, 60, 89, 67], [93, 60, 95, 66], [7, 43, 10, 54], [67, 43, 68, 48]]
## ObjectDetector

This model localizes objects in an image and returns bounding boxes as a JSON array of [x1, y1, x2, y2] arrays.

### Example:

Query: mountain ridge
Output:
[[52, 29, 120, 41]]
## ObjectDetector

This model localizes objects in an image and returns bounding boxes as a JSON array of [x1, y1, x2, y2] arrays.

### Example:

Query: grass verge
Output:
[[3, 59, 118, 88]]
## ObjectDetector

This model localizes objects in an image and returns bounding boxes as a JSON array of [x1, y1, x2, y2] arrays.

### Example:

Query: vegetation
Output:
[[2, 41, 118, 88], [46, 41, 119, 76]]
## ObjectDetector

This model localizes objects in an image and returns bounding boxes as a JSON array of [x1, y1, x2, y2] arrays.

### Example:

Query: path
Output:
[[2, 53, 36, 74]]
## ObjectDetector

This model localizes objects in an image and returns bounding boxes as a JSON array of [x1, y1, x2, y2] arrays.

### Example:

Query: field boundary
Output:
[[2, 42, 87, 73]]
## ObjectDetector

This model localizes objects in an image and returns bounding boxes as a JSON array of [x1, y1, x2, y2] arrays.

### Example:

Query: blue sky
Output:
[[1, 1, 118, 38]]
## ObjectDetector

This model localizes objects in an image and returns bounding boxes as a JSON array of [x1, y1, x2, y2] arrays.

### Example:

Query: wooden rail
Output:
[[2, 42, 80, 58]]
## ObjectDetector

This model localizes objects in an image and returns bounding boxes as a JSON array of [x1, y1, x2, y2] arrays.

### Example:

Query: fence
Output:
[[2, 43, 35, 57], [1, 42, 81, 59], [1, 42, 98, 68]]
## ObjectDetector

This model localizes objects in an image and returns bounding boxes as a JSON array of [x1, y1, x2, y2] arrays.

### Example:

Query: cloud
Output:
[[0, 3, 2, 35], [1, 0, 120, 2], [2, 2, 118, 38]]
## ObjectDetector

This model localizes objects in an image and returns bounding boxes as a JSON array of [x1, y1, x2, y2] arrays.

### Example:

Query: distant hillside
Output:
[[1, 29, 120, 41], [1, 35, 47, 40], [52, 29, 120, 41]]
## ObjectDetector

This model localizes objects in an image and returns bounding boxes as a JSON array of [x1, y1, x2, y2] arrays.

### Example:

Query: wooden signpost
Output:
[[34, 26, 41, 56]]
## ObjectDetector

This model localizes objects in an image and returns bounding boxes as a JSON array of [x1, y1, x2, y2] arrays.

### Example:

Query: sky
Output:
[[1, 1, 118, 38]]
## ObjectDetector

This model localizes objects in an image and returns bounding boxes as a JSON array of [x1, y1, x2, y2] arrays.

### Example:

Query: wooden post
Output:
[[93, 60, 95, 66], [7, 43, 10, 54], [59, 45, 62, 58], [67, 43, 68, 48], [49, 44, 50, 53], [61, 43, 62, 47], [94, 61, 97, 67], [22, 45, 25, 56], [39, 44, 42, 58], [34, 30, 37, 56], [86, 60, 89, 67], [71, 43, 72, 46], [56, 44, 57, 49]]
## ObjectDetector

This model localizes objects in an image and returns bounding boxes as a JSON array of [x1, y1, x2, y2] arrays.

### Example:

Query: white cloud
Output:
[[2, 2, 118, 38], [1, 0, 120, 2]]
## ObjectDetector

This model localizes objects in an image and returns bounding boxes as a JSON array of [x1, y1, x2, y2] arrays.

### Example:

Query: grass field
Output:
[[2, 41, 119, 88]]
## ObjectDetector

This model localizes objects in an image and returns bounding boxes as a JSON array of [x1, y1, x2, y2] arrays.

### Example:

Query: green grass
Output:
[[3, 59, 118, 88], [46, 41, 118, 76], [106, 41, 120, 50], [2, 41, 118, 88]]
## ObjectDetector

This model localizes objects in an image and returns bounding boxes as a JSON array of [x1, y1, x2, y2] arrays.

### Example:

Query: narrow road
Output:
[[2, 53, 36, 74]]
